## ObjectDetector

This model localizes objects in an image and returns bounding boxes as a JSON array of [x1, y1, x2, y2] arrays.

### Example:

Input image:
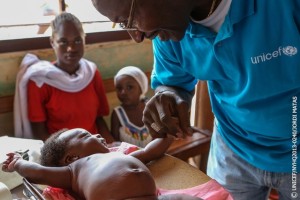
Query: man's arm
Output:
[[129, 137, 173, 164], [2, 153, 72, 189]]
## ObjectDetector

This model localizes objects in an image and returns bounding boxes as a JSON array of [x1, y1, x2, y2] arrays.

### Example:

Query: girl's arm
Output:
[[96, 116, 115, 144], [110, 110, 121, 141], [129, 137, 174, 164], [2, 153, 72, 189]]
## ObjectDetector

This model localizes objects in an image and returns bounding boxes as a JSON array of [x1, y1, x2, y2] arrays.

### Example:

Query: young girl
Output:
[[111, 66, 152, 147], [14, 12, 114, 143]]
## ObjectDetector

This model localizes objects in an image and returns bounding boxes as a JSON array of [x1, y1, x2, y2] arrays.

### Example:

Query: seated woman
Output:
[[14, 12, 113, 143], [2, 128, 203, 200]]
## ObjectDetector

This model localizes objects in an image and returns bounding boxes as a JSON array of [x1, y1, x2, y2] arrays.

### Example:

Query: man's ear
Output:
[[65, 155, 80, 164]]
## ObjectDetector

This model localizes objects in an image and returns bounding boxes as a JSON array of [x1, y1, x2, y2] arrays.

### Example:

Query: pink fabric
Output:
[[108, 142, 140, 154], [42, 187, 75, 200], [158, 179, 233, 200]]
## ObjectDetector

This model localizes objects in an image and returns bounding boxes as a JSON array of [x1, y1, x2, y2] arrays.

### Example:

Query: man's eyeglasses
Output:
[[112, 0, 137, 30]]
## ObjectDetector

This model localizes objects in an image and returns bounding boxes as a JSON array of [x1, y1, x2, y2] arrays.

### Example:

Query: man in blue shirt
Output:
[[91, 0, 300, 199]]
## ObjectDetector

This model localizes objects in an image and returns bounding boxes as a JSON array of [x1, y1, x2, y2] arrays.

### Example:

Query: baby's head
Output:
[[40, 128, 109, 167], [114, 66, 148, 101]]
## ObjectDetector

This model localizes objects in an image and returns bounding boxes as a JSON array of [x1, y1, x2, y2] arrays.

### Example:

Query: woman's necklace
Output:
[[207, 0, 217, 17]]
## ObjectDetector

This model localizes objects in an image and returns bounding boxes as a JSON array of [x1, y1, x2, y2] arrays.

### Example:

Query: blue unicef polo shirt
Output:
[[152, 0, 300, 172]]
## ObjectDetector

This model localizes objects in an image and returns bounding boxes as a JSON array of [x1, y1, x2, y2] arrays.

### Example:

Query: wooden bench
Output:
[[0, 77, 213, 173], [167, 130, 212, 173]]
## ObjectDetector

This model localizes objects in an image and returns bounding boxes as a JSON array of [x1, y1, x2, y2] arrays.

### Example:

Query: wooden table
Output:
[[148, 154, 210, 190]]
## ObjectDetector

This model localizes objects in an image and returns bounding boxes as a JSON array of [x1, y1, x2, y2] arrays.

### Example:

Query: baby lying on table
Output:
[[2, 128, 202, 200]]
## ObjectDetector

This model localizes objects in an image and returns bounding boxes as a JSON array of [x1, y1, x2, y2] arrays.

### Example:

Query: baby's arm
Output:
[[2, 153, 72, 189], [129, 137, 173, 164]]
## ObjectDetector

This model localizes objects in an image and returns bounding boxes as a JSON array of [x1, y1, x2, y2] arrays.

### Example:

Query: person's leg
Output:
[[207, 122, 300, 200], [207, 124, 270, 200], [273, 172, 300, 200]]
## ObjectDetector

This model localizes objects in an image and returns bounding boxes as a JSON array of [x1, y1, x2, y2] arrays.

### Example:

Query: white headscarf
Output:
[[114, 66, 148, 99]]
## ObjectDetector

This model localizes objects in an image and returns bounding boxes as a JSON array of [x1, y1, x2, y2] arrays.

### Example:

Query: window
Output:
[[0, 0, 130, 53], [0, 0, 124, 40]]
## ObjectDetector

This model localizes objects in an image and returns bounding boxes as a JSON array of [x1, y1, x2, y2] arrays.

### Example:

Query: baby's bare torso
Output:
[[69, 152, 157, 200]]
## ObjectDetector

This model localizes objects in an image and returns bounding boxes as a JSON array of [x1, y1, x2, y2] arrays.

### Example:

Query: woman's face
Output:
[[92, 0, 191, 43], [51, 21, 84, 74]]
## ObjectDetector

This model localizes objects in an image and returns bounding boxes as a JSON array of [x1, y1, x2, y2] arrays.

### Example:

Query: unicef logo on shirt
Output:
[[251, 45, 298, 64], [283, 46, 298, 56]]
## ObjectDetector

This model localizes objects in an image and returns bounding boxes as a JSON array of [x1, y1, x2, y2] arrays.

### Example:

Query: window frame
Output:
[[0, 31, 131, 53], [0, 0, 132, 53]]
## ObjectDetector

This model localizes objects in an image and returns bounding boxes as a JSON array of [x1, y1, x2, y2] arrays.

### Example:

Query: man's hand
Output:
[[2, 152, 22, 172], [143, 86, 194, 138]]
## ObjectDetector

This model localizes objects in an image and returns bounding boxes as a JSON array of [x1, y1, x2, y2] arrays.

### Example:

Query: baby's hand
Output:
[[2, 152, 22, 172]]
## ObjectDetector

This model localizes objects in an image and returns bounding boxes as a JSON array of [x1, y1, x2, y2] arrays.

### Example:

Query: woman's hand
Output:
[[2, 152, 22, 172], [143, 86, 194, 138]]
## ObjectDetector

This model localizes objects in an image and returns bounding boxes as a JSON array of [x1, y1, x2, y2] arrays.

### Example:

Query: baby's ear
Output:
[[65, 155, 80, 164]]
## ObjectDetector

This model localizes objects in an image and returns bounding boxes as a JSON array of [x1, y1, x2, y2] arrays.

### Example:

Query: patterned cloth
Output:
[[114, 106, 152, 148]]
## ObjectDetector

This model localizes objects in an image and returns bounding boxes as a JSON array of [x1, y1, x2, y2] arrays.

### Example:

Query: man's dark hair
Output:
[[40, 128, 69, 167]]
